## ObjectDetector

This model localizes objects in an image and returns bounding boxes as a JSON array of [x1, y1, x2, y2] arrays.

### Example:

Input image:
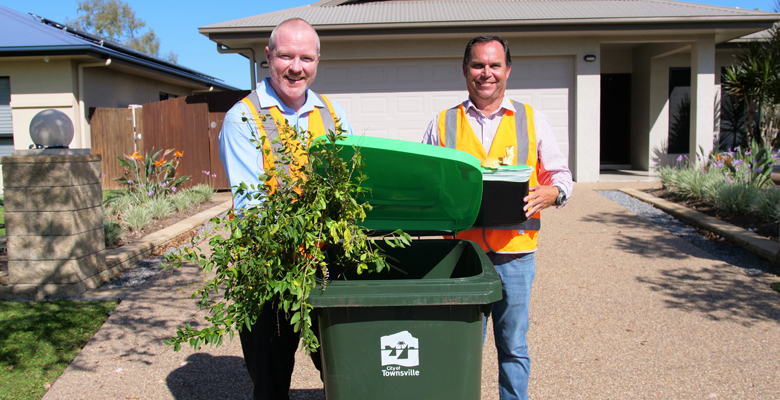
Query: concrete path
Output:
[[42, 181, 780, 399]]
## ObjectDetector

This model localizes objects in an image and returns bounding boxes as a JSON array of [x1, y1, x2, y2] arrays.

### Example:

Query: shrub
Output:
[[655, 141, 779, 221], [711, 182, 762, 216], [104, 194, 135, 219], [757, 188, 780, 224], [170, 191, 193, 212], [190, 184, 215, 203], [658, 166, 679, 190], [674, 168, 724, 201], [104, 221, 123, 247], [120, 205, 153, 231], [146, 197, 173, 220]]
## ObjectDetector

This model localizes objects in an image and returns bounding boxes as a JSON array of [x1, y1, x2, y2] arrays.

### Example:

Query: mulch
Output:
[[106, 200, 223, 250]]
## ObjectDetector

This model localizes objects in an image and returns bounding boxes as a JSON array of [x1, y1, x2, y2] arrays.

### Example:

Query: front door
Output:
[[600, 74, 631, 167]]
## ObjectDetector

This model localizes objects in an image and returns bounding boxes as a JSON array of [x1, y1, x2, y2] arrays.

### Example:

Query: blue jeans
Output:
[[484, 252, 536, 400]]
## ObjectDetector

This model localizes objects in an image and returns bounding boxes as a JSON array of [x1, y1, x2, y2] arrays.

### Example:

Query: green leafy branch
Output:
[[164, 117, 410, 353]]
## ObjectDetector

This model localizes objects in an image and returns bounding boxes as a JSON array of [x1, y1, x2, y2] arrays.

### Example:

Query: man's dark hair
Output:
[[463, 36, 512, 67]]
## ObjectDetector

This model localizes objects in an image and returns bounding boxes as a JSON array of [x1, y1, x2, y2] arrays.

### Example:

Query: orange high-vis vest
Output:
[[240, 90, 340, 192], [436, 101, 540, 253]]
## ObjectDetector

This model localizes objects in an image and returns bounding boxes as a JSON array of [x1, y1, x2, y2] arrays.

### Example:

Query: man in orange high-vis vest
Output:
[[218, 18, 353, 400], [422, 36, 573, 400]]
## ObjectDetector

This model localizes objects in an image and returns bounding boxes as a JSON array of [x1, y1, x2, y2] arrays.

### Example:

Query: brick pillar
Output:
[[0, 153, 107, 300]]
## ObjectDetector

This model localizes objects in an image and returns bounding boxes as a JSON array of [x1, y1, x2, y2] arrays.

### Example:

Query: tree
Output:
[[721, 1, 780, 147], [66, 0, 178, 63]]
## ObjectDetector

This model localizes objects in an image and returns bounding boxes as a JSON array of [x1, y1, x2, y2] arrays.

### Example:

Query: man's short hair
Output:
[[268, 18, 321, 54], [463, 36, 512, 67]]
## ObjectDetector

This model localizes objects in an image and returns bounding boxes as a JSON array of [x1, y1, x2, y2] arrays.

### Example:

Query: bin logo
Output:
[[381, 331, 419, 368]]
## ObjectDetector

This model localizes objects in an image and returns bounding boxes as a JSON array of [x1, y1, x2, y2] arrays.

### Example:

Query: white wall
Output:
[[0, 58, 79, 150]]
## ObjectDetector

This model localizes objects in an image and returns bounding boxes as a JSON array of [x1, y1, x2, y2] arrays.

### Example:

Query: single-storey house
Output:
[[198, 0, 780, 182], [0, 5, 237, 159]]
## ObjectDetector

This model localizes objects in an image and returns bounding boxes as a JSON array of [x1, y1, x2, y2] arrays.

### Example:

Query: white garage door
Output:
[[312, 57, 573, 158]]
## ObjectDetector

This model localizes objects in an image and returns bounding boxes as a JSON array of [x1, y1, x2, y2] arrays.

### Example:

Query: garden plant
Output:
[[102, 149, 217, 247], [657, 141, 780, 227], [164, 119, 410, 353]]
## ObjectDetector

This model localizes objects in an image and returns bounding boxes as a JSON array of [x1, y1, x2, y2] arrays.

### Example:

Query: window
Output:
[[718, 66, 748, 151], [159, 92, 179, 101], [0, 77, 12, 137], [0, 77, 13, 157], [667, 67, 690, 154]]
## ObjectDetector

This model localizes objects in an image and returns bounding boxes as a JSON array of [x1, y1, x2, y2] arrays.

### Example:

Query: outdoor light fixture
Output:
[[583, 54, 597, 62], [29, 109, 74, 149], [260, 61, 269, 68]]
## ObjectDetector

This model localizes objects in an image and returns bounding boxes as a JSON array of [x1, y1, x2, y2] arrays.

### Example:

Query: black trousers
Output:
[[239, 299, 322, 400]]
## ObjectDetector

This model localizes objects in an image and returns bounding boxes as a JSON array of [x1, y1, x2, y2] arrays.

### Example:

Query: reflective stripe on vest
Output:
[[439, 101, 540, 253], [240, 90, 339, 191]]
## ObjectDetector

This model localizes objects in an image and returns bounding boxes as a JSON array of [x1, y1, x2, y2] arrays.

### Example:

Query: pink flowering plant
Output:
[[164, 120, 410, 353], [113, 148, 191, 203]]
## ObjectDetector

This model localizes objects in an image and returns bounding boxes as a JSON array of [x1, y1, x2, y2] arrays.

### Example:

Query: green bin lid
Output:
[[311, 136, 483, 232]]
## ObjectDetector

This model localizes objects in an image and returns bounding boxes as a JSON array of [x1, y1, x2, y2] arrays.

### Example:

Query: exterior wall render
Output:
[[0, 56, 200, 152], [689, 36, 717, 160], [574, 44, 601, 182], [630, 44, 654, 171], [0, 58, 78, 151], [649, 53, 689, 169]]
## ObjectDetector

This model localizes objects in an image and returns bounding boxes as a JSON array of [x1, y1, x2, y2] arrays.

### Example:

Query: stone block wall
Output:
[[0, 154, 111, 300]]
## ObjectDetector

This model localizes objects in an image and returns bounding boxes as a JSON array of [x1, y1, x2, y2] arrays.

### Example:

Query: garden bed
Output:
[[105, 199, 222, 250], [645, 187, 779, 241]]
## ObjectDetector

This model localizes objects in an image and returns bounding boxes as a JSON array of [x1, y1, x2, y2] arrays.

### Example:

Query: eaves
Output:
[[0, 44, 238, 91]]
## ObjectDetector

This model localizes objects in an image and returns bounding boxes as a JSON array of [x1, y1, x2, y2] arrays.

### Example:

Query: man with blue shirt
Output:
[[218, 18, 353, 400]]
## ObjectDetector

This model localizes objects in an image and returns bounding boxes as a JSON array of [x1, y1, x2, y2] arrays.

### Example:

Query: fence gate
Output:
[[142, 97, 211, 188], [90, 107, 136, 190], [90, 90, 250, 191]]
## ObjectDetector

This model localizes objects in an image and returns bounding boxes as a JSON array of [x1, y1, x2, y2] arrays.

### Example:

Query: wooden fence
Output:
[[90, 90, 249, 190], [90, 107, 139, 190]]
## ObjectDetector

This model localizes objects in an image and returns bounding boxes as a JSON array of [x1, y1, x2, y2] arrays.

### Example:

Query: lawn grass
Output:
[[0, 300, 117, 400]]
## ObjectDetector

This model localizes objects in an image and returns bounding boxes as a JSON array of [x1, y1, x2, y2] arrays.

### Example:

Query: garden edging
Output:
[[619, 188, 780, 267]]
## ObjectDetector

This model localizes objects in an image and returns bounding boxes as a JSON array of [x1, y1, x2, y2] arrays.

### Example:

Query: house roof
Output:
[[0, 5, 237, 91], [200, 0, 780, 34]]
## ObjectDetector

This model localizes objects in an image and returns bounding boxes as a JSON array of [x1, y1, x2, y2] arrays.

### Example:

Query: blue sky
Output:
[[2, 0, 777, 90]]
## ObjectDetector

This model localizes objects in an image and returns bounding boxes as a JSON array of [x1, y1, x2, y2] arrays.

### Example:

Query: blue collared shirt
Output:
[[219, 77, 354, 209]]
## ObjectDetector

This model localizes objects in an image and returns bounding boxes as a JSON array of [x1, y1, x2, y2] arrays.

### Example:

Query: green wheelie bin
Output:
[[308, 136, 507, 400]]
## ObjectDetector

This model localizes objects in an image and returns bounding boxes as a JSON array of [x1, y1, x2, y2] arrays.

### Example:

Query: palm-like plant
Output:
[[722, 20, 780, 147]]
